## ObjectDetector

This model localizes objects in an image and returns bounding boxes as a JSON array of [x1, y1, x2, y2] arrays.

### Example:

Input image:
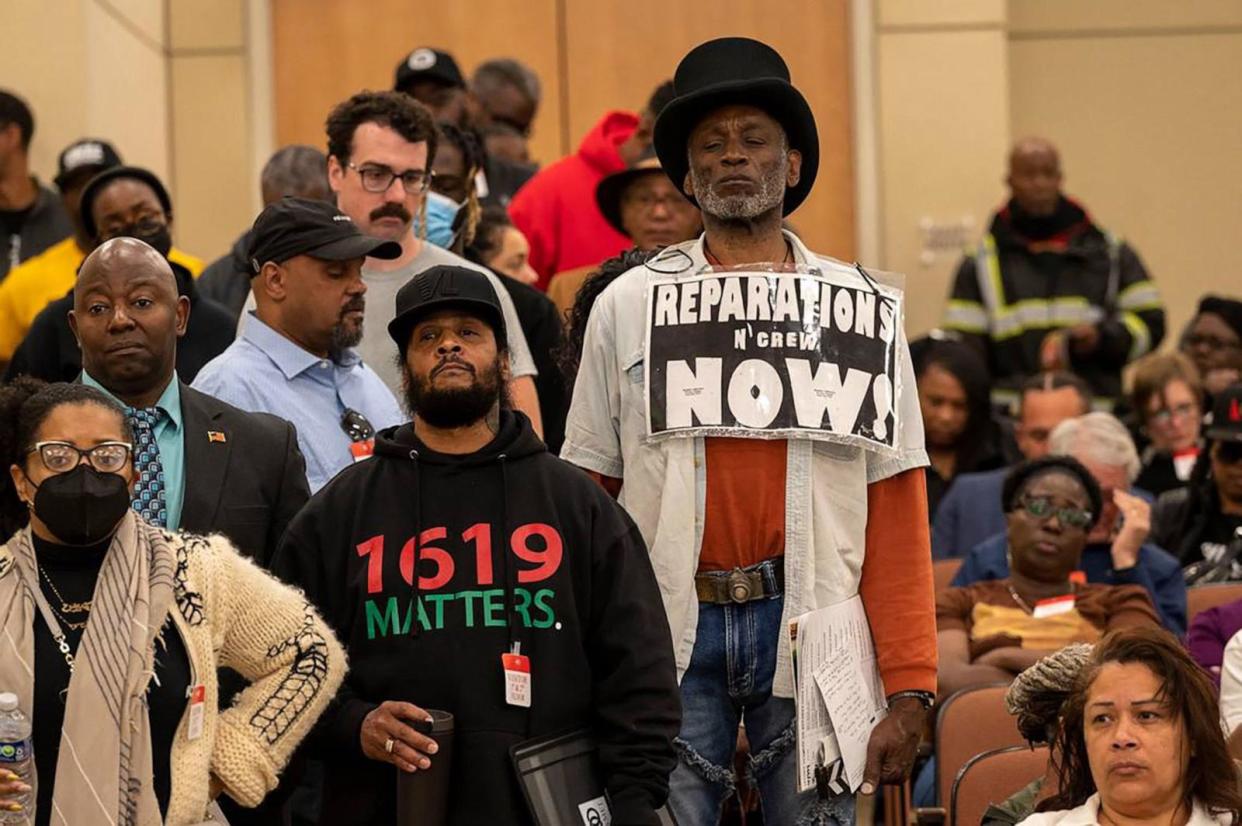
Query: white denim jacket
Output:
[[562, 232, 928, 697]]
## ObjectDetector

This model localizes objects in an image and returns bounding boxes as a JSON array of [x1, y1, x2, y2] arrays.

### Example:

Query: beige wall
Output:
[[865, 0, 1242, 345], [1007, 0, 1242, 346], [0, 0, 269, 263]]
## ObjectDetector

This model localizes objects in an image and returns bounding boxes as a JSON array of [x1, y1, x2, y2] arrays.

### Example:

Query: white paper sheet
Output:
[[790, 594, 887, 793]]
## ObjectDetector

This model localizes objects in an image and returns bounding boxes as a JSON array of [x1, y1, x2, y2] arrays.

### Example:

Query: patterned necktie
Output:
[[130, 407, 167, 527]]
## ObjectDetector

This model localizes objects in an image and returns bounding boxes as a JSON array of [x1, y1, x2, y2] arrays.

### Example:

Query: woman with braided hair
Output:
[[431, 120, 485, 255], [982, 643, 1094, 826], [0, 378, 346, 824]]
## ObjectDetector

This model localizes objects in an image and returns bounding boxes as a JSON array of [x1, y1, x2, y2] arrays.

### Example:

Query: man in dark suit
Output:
[[69, 234, 310, 563]]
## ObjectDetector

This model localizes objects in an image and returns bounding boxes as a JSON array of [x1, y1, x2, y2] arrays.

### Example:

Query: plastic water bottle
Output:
[[0, 693, 32, 823]]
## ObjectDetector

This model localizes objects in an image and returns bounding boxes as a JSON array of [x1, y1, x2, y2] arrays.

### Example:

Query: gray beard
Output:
[[331, 320, 363, 352], [690, 155, 788, 220]]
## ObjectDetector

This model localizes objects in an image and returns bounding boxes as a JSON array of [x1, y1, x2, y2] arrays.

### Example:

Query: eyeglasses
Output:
[[1149, 402, 1199, 427], [1017, 495, 1094, 530], [99, 215, 164, 242], [623, 192, 689, 211], [28, 441, 133, 474], [1217, 441, 1242, 465], [1183, 333, 1241, 353], [347, 162, 433, 194], [340, 408, 375, 443]]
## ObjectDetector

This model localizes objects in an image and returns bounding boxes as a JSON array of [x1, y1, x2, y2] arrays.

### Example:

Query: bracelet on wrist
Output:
[[887, 690, 935, 710]]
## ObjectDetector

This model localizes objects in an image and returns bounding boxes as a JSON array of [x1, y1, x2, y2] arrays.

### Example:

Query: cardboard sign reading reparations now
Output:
[[643, 267, 904, 450]]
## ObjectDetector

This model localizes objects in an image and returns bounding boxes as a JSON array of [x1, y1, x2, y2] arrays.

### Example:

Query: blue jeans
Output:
[[669, 591, 855, 826]]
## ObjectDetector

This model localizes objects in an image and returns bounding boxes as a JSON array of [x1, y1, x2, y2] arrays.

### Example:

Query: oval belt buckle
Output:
[[728, 569, 752, 603]]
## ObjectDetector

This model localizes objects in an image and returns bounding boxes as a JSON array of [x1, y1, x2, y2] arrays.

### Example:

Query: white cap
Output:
[[0, 693, 16, 712]]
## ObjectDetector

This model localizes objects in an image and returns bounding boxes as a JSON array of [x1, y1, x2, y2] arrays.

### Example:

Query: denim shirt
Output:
[[562, 232, 928, 697]]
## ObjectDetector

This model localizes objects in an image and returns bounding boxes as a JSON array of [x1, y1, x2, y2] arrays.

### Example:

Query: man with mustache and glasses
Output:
[[324, 90, 544, 435], [192, 197, 406, 493]]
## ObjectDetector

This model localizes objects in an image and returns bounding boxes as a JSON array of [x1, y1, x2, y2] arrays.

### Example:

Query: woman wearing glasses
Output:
[[936, 455, 1163, 699], [1130, 353, 1204, 497], [0, 379, 346, 825]]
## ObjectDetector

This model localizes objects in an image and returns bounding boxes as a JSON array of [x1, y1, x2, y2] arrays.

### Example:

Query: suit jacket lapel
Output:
[[178, 383, 230, 532]]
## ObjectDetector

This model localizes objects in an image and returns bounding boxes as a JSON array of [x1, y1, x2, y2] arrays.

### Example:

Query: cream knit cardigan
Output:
[[0, 529, 348, 825]]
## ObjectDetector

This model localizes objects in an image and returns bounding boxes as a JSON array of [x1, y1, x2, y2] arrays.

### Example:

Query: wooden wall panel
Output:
[[273, 0, 855, 259], [272, 0, 564, 165], [563, 0, 856, 260]]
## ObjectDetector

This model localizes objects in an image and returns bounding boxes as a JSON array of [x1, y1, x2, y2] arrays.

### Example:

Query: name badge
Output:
[[187, 684, 206, 741], [1032, 595, 1076, 619], [502, 650, 531, 708], [350, 439, 375, 463]]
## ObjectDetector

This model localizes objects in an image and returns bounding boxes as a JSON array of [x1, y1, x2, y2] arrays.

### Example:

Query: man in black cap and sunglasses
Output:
[[193, 197, 406, 493], [563, 37, 936, 821], [273, 263, 679, 825]]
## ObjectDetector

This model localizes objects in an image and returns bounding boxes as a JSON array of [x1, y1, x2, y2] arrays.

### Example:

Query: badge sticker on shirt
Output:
[[502, 651, 531, 708], [187, 684, 206, 741], [350, 439, 375, 463], [1032, 595, 1076, 619]]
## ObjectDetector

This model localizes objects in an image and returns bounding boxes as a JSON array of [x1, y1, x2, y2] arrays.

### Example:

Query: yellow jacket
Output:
[[0, 237, 204, 359]]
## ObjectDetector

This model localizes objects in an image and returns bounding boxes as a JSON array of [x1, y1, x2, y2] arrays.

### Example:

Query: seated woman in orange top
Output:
[[937, 456, 1163, 698]]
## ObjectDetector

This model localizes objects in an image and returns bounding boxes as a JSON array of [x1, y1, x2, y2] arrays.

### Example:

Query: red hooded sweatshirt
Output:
[[508, 110, 637, 289]]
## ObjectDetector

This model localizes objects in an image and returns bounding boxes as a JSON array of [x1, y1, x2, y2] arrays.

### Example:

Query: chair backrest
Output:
[[936, 683, 1023, 814], [951, 744, 1049, 826], [1188, 584, 1242, 626], [934, 558, 964, 593]]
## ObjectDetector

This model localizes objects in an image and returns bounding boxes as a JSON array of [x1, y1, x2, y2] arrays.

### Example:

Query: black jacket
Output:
[[197, 230, 253, 321], [482, 156, 538, 209], [3, 260, 235, 384], [945, 200, 1164, 401], [494, 273, 568, 453], [272, 411, 679, 826], [177, 383, 310, 567]]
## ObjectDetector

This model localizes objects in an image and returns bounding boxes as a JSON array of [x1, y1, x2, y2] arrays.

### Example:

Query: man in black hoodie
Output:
[[272, 264, 680, 825]]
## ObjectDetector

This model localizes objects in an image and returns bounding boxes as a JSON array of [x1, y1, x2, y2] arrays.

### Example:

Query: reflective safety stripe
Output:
[[990, 298, 1103, 342], [943, 300, 989, 333], [1121, 310, 1152, 361], [1118, 280, 1162, 312]]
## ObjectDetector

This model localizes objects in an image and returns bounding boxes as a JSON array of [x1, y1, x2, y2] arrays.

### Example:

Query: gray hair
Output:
[[1048, 412, 1141, 484], [472, 58, 541, 105], [1005, 643, 1093, 742], [260, 145, 329, 205]]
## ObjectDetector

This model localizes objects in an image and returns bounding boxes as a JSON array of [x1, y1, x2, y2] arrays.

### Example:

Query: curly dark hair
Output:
[[556, 248, 658, 391], [1040, 627, 1242, 820], [325, 90, 438, 167], [1001, 455, 1104, 530], [0, 378, 131, 539]]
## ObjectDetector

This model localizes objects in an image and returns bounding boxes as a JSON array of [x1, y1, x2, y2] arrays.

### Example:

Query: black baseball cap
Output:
[[388, 265, 506, 351], [247, 197, 402, 275], [394, 47, 465, 93], [1207, 384, 1242, 443], [54, 138, 122, 190], [80, 165, 172, 241]]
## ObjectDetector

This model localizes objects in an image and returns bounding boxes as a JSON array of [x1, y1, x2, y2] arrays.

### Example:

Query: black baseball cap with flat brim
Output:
[[246, 197, 402, 275], [653, 37, 819, 216], [1207, 384, 1242, 443], [388, 264, 506, 351]]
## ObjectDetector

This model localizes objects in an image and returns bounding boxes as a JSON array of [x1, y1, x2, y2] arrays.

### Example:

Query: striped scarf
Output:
[[0, 511, 177, 825]]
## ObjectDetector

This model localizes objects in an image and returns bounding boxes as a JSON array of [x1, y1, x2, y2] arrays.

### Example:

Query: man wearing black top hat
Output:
[[563, 37, 936, 822], [273, 264, 679, 825]]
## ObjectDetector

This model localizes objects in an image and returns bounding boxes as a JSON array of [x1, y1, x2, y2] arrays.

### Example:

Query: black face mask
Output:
[[113, 219, 173, 258], [31, 465, 131, 546]]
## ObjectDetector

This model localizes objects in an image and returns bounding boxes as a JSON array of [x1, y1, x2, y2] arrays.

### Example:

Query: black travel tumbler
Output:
[[396, 709, 455, 826]]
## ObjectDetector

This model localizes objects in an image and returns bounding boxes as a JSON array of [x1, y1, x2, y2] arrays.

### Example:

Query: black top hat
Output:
[[653, 37, 818, 216]]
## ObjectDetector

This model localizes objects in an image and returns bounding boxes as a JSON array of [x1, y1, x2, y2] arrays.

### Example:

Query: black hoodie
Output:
[[272, 411, 680, 825]]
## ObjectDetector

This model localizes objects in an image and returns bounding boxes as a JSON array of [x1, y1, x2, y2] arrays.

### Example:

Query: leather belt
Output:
[[695, 560, 784, 605]]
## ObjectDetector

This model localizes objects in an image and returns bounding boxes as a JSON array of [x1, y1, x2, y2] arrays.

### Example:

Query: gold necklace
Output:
[[1007, 581, 1075, 615], [37, 565, 92, 616]]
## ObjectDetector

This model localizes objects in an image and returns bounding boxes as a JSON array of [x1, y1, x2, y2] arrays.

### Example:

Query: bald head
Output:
[[1007, 137, 1062, 217], [70, 237, 189, 405], [77, 237, 177, 299]]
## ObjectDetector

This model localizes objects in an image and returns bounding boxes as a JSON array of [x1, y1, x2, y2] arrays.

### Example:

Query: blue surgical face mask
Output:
[[416, 190, 462, 249]]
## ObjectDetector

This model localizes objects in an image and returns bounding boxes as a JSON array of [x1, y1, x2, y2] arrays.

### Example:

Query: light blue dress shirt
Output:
[[82, 372, 186, 530], [190, 312, 405, 492]]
